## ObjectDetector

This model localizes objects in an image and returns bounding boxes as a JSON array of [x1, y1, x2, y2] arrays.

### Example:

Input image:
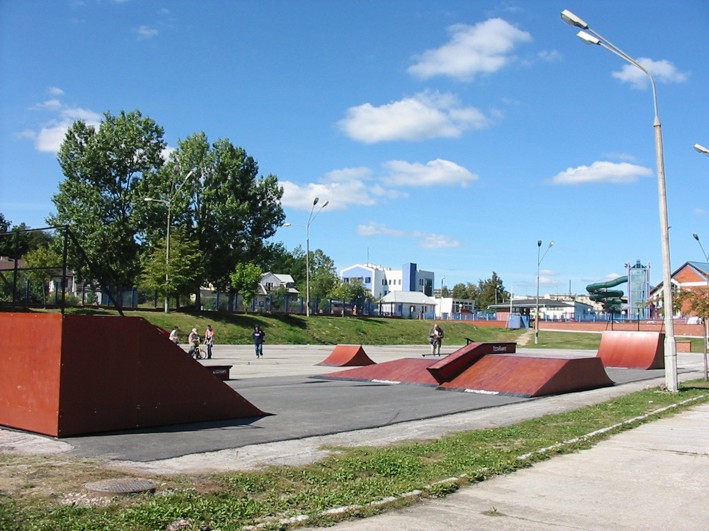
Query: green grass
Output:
[[60, 307, 602, 349], [2, 382, 708, 530]]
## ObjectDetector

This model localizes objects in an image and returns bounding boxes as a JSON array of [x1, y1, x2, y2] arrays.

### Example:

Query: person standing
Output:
[[429, 323, 444, 356], [253, 325, 266, 358], [204, 324, 215, 359]]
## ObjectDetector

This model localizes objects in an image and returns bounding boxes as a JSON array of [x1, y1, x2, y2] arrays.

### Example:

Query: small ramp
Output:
[[317, 358, 440, 386], [427, 342, 516, 383], [318, 344, 376, 367], [597, 331, 665, 369], [0, 313, 269, 437], [441, 354, 614, 397]]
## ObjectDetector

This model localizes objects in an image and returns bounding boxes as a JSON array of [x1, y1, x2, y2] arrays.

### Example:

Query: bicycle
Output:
[[188, 340, 206, 360]]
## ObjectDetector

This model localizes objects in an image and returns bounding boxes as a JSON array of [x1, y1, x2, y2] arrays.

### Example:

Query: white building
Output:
[[340, 262, 435, 299]]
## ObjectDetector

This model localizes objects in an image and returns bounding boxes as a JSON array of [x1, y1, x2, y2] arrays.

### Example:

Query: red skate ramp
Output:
[[441, 354, 614, 397], [318, 344, 376, 367], [597, 331, 665, 369], [0, 313, 268, 437], [427, 342, 516, 383], [318, 358, 441, 386]]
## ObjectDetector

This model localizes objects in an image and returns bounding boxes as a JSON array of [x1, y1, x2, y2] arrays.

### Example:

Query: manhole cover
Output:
[[85, 478, 157, 495]]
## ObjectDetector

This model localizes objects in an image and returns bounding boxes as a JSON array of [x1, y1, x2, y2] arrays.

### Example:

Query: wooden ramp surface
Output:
[[597, 331, 665, 369], [0, 313, 268, 437], [317, 343, 612, 397], [317, 358, 440, 386], [427, 342, 516, 383], [441, 354, 614, 397], [318, 344, 376, 367]]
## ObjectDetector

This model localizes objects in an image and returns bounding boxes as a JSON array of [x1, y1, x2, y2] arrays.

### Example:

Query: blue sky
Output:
[[1, 1, 708, 297]]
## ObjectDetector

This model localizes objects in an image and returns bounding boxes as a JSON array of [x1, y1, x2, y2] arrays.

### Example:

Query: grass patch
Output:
[[2, 382, 707, 530], [53, 308, 596, 349]]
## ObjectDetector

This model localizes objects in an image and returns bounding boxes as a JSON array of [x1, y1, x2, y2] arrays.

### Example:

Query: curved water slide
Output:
[[586, 276, 627, 312]]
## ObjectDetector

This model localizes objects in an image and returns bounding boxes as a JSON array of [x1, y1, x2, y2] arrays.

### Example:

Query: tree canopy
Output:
[[50, 110, 166, 292]]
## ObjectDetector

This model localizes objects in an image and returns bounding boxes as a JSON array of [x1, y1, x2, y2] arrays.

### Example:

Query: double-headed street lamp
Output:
[[144, 168, 196, 313], [561, 9, 678, 391], [535, 240, 554, 345], [306, 197, 328, 317]]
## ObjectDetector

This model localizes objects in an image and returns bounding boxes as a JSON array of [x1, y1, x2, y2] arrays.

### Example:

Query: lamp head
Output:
[[549, 241, 555, 248], [313, 197, 319, 206], [560, 9, 588, 29], [694, 143, 709, 155], [537, 240, 542, 247], [322, 200, 329, 208], [694, 233, 700, 241], [577, 30, 600, 45]]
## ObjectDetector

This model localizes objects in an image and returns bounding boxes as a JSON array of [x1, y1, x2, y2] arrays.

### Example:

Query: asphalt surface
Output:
[[1, 343, 708, 529]]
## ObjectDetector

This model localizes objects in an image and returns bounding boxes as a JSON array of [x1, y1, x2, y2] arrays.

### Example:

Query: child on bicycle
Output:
[[187, 328, 201, 358]]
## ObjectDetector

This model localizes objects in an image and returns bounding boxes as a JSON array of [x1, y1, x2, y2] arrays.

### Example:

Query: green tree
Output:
[[50, 110, 166, 299], [230, 262, 263, 312], [477, 272, 509, 310], [330, 279, 368, 312], [139, 229, 203, 307], [146, 134, 285, 309], [23, 244, 63, 305], [451, 282, 479, 300], [675, 286, 709, 380], [306, 249, 338, 311]]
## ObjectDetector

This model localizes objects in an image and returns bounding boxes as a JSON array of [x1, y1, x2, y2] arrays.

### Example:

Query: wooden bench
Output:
[[205, 365, 233, 380]]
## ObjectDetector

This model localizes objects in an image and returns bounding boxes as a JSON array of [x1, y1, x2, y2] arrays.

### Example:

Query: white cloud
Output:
[[282, 158, 478, 212], [280, 170, 377, 212], [382, 159, 479, 187], [408, 18, 532, 81], [21, 91, 102, 153], [612, 57, 688, 89], [48, 87, 65, 96], [357, 222, 405, 237], [415, 232, 461, 249], [358, 222, 459, 249], [549, 161, 653, 185], [136, 25, 159, 40], [338, 91, 489, 143]]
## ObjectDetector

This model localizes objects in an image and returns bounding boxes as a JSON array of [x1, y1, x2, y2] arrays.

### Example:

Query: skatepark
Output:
[[1, 313, 708, 529]]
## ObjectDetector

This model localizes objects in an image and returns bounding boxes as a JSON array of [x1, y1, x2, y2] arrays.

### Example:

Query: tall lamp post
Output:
[[306, 197, 328, 317], [535, 240, 554, 345], [692, 233, 709, 381], [144, 168, 196, 313], [561, 9, 678, 392]]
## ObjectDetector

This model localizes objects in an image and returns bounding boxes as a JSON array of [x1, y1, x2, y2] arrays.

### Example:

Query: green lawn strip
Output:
[[60, 308, 598, 348], [3, 382, 707, 531]]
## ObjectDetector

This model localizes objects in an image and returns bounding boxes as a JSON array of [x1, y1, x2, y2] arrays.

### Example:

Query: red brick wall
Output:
[[467, 319, 703, 337]]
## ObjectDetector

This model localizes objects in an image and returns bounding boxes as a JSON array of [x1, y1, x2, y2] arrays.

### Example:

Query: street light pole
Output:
[[305, 197, 328, 317], [144, 168, 195, 313], [561, 9, 678, 391], [692, 233, 709, 381], [535, 240, 554, 345]]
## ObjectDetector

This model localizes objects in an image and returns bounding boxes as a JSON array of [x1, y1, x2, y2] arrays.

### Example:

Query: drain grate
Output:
[[85, 478, 157, 495]]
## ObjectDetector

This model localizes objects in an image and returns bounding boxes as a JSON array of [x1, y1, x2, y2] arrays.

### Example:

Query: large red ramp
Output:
[[597, 331, 664, 369], [0, 313, 268, 437], [441, 354, 614, 397]]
